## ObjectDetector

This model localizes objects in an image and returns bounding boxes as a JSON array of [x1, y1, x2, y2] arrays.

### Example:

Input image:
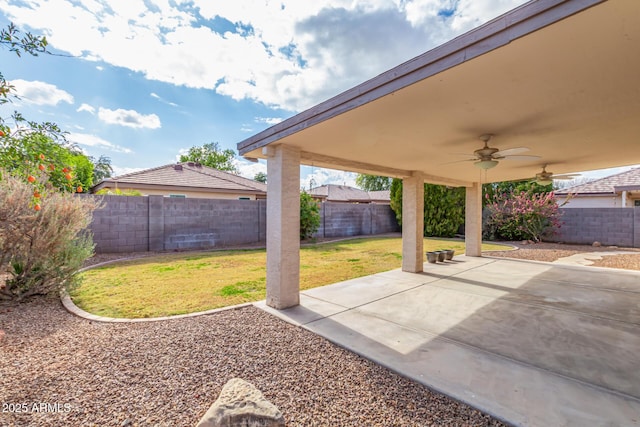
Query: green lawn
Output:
[[71, 237, 509, 318]]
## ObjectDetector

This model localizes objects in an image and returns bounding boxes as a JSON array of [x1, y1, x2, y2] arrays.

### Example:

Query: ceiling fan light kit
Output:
[[475, 160, 499, 170]]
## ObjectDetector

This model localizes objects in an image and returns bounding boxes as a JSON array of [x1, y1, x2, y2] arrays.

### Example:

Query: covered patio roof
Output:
[[239, 0, 640, 186]]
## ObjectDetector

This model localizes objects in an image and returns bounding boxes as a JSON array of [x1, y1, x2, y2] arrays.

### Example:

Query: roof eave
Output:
[[237, 0, 605, 157]]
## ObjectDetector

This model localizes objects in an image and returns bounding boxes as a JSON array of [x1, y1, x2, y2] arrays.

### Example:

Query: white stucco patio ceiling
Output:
[[238, 0, 640, 187]]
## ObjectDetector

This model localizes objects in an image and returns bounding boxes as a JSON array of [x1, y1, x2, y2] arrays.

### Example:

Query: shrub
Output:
[[484, 190, 561, 242], [300, 190, 320, 240], [94, 188, 142, 196], [389, 179, 465, 237], [0, 172, 98, 301], [423, 184, 465, 237]]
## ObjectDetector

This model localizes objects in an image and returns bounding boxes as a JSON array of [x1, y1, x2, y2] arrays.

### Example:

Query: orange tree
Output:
[[0, 23, 98, 301], [0, 23, 94, 195]]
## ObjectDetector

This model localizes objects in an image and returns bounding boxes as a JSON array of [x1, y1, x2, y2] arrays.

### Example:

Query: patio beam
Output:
[[265, 145, 301, 309], [402, 172, 425, 273], [465, 182, 483, 257]]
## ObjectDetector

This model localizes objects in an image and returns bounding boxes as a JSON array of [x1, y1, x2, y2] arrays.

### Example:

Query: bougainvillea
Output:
[[484, 190, 562, 242]]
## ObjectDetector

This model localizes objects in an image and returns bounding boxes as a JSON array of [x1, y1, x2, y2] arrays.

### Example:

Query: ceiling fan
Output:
[[534, 164, 581, 185], [463, 134, 540, 169]]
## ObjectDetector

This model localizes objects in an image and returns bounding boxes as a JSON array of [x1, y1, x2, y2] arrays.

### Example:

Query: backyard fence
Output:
[[88, 197, 640, 253], [550, 207, 640, 247], [89, 195, 399, 253]]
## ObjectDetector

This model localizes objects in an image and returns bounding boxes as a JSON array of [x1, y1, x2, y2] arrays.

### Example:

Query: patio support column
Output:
[[264, 145, 300, 309], [465, 182, 482, 257], [402, 172, 424, 272]]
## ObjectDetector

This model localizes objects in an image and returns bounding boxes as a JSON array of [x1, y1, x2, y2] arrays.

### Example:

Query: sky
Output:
[[0, 0, 634, 189]]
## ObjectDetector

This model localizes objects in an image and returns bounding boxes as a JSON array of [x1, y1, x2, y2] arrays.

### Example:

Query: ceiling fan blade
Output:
[[496, 147, 529, 157], [552, 174, 581, 180], [500, 155, 541, 161], [442, 159, 477, 165]]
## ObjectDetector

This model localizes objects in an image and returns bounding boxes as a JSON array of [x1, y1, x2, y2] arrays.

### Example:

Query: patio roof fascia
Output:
[[237, 0, 606, 171], [614, 185, 640, 193]]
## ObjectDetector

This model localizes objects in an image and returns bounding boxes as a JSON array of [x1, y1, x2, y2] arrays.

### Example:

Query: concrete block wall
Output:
[[162, 198, 265, 250], [89, 197, 398, 253], [90, 195, 150, 253], [551, 207, 638, 247], [316, 203, 399, 238]]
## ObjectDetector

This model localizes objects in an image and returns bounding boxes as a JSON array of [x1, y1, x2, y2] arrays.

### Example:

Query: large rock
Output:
[[196, 378, 285, 427]]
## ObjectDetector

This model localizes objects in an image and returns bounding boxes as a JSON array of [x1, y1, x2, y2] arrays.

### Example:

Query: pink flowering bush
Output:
[[484, 190, 562, 242]]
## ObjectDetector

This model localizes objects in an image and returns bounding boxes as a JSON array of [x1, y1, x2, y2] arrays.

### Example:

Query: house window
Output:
[[168, 194, 186, 198], [634, 200, 640, 207], [239, 197, 250, 201]]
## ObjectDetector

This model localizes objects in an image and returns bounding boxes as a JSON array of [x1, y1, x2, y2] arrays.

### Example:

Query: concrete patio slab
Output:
[[255, 256, 640, 426]]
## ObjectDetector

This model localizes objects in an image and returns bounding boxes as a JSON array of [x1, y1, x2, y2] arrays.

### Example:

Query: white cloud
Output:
[[150, 92, 179, 107], [234, 158, 267, 180], [301, 166, 357, 190], [255, 117, 283, 125], [111, 165, 143, 177], [10, 79, 74, 106], [233, 159, 356, 189], [77, 103, 95, 114], [97, 107, 161, 129], [68, 132, 133, 154], [0, 0, 527, 111]]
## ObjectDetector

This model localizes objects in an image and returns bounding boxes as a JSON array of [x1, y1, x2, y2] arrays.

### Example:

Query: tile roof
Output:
[[308, 184, 390, 202], [556, 167, 640, 195], [95, 163, 267, 193], [368, 190, 391, 202]]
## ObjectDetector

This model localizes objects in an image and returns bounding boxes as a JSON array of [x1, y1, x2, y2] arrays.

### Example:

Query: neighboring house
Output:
[[308, 184, 391, 204], [555, 167, 640, 208], [91, 162, 267, 200]]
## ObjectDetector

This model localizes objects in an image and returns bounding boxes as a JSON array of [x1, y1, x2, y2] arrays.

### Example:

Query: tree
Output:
[[355, 174, 391, 191], [300, 191, 320, 240], [0, 23, 98, 301], [389, 179, 465, 237], [0, 23, 91, 191], [90, 155, 113, 183], [1, 23, 48, 106], [482, 180, 552, 207], [484, 189, 561, 242], [0, 22, 48, 57], [389, 178, 403, 225], [0, 130, 93, 192], [254, 171, 267, 183], [179, 142, 238, 174]]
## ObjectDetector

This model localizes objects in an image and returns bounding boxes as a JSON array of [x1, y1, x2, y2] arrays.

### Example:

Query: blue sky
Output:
[[1, 0, 633, 188]]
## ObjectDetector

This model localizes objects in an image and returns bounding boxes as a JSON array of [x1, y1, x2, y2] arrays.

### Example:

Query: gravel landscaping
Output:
[[3, 241, 640, 426], [0, 299, 507, 427], [484, 242, 640, 265]]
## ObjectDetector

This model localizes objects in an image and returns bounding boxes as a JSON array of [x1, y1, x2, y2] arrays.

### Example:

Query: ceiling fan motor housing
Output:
[[474, 147, 499, 160]]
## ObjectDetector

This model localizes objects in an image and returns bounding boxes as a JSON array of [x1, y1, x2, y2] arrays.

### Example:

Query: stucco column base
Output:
[[265, 145, 300, 309], [402, 172, 424, 273], [465, 182, 482, 257]]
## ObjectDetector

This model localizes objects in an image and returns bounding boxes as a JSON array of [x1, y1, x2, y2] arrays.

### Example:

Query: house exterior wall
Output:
[[89, 196, 399, 253], [557, 194, 626, 208], [549, 207, 639, 247], [96, 185, 260, 200]]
